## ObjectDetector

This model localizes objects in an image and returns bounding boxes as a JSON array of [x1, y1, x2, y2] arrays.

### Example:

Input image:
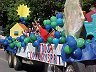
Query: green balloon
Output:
[[51, 22, 57, 28], [61, 31, 65, 37], [77, 38, 85, 48], [24, 17, 27, 21], [16, 42, 21, 48], [47, 36, 53, 44], [30, 34, 37, 42], [59, 37, 66, 44], [50, 16, 57, 22], [9, 43, 15, 49], [46, 19, 51, 25], [8, 40, 12, 44], [64, 45, 72, 54], [24, 37, 30, 44], [12, 38, 16, 42], [43, 20, 47, 25]]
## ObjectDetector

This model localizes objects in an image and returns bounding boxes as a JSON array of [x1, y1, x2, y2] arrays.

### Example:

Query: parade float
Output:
[[1, 0, 96, 72]]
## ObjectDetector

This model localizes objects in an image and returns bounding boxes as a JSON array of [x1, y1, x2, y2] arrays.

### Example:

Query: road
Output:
[[0, 49, 52, 72]]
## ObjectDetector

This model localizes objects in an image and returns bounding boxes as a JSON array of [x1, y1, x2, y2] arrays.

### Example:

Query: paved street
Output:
[[0, 49, 53, 72]]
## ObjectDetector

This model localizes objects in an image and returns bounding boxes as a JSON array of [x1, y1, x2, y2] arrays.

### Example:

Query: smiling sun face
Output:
[[17, 4, 31, 17]]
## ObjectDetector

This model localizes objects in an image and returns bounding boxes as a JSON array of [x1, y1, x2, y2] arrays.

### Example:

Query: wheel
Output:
[[86, 65, 96, 72], [65, 62, 86, 72], [7, 52, 14, 68], [13, 56, 22, 70], [51, 65, 65, 72], [35, 62, 49, 72]]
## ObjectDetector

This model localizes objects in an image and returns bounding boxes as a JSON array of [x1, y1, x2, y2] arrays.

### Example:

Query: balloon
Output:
[[21, 42, 26, 47], [8, 40, 12, 44], [22, 21, 26, 24], [45, 25, 52, 31], [64, 45, 72, 54], [8, 36, 12, 40], [50, 16, 57, 22], [37, 36, 44, 43], [51, 22, 57, 28], [56, 18, 63, 26], [30, 34, 37, 42], [67, 38, 77, 49], [33, 40, 40, 47], [66, 36, 74, 42], [3, 40, 9, 45], [24, 17, 27, 21], [16, 42, 21, 48], [46, 19, 51, 25], [47, 36, 53, 44], [61, 31, 65, 37], [9, 43, 15, 49], [12, 38, 16, 42], [29, 32, 34, 36], [52, 38, 59, 44], [77, 38, 85, 48], [20, 35, 25, 42], [72, 48, 82, 59], [0, 39, 4, 44], [54, 31, 61, 38], [61, 47, 68, 61], [59, 37, 66, 44], [24, 37, 30, 44], [16, 37, 20, 41], [56, 12, 63, 19], [19, 17, 24, 21], [43, 20, 47, 25]]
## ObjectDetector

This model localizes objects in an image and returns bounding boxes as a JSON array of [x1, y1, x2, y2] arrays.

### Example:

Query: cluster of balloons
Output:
[[43, 12, 64, 31], [47, 31, 66, 44], [61, 35, 85, 61], [4, 32, 44, 52], [19, 17, 27, 24]]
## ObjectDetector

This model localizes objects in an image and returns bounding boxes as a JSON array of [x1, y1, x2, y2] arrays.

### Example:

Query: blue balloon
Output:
[[0, 39, 4, 44], [3, 40, 9, 45], [67, 39, 77, 50], [54, 31, 61, 38], [37, 36, 44, 43], [45, 25, 52, 31], [56, 18, 63, 26], [56, 12, 63, 19], [52, 38, 59, 44], [21, 42, 26, 47], [8, 36, 12, 40], [72, 48, 82, 59], [29, 32, 34, 36], [22, 21, 26, 24], [20, 35, 25, 42], [16, 37, 20, 41], [33, 40, 40, 48], [61, 44, 70, 61], [19, 17, 24, 21], [66, 36, 74, 42]]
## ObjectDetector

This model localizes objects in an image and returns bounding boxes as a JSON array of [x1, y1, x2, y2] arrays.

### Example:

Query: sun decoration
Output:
[[17, 4, 31, 17]]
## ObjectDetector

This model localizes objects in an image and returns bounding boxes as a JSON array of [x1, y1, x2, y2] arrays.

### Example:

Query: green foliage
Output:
[[2, 0, 95, 36], [82, 0, 96, 12]]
